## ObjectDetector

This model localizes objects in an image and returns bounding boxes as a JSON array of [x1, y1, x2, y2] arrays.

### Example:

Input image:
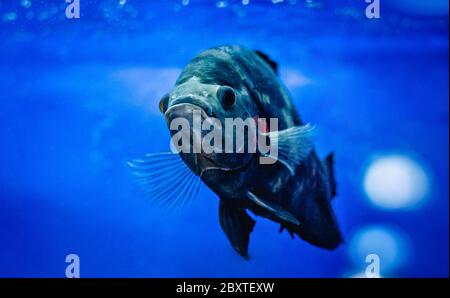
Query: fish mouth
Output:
[[196, 153, 253, 177], [165, 103, 210, 122], [166, 96, 214, 117], [164, 101, 253, 175]]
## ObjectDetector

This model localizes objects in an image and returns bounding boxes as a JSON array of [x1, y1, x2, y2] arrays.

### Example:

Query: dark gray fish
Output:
[[129, 45, 342, 259]]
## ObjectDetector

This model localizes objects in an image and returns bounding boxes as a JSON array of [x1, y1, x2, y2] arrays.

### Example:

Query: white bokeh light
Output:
[[348, 225, 409, 275], [363, 155, 429, 210]]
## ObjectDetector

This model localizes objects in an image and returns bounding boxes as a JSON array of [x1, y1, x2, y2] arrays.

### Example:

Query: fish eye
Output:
[[159, 93, 170, 113], [217, 86, 236, 110]]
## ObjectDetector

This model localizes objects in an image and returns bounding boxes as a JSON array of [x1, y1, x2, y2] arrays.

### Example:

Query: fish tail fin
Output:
[[324, 152, 336, 199]]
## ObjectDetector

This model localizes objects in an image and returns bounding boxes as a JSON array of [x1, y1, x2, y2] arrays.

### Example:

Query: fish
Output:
[[129, 45, 342, 259]]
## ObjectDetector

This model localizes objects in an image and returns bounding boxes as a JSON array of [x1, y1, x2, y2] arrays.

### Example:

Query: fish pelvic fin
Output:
[[247, 191, 300, 226], [261, 123, 315, 175], [128, 152, 202, 209], [219, 199, 255, 260]]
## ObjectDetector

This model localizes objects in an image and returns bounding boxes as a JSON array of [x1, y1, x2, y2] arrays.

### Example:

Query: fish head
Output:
[[159, 77, 259, 197]]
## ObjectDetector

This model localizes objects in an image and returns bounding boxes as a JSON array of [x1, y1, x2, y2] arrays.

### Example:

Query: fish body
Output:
[[130, 46, 342, 258]]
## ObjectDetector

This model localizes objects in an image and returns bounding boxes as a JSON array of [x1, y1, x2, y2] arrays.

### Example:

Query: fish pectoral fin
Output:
[[261, 123, 315, 175], [219, 199, 255, 259], [128, 152, 202, 208], [247, 192, 300, 226]]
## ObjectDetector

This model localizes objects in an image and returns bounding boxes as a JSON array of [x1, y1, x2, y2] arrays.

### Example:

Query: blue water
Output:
[[0, 0, 448, 277]]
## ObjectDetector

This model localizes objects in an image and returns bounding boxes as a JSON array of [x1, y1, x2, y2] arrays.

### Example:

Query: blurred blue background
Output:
[[0, 0, 448, 277]]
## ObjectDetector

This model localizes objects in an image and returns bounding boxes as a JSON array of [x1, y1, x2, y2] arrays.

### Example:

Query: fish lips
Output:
[[164, 102, 253, 174]]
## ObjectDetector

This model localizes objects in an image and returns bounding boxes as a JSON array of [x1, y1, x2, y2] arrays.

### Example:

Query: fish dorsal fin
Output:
[[219, 199, 255, 259], [247, 192, 300, 226], [261, 123, 315, 176], [128, 152, 203, 208], [254, 50, 278, 74]]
